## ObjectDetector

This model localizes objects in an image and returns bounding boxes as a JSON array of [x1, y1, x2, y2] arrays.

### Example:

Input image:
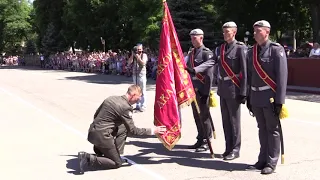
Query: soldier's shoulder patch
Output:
[[128, 111, 133, 118], [243, 48, 248, 54], [279, 49, 285, 57]]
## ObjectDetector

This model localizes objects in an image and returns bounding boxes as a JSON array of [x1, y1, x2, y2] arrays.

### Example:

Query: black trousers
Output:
[[252, 106, 280, 169], [191, 94, 213, 141], [90, 125, 128, 169], [40, 60, 45, 68], [220, 97, 241, 154]]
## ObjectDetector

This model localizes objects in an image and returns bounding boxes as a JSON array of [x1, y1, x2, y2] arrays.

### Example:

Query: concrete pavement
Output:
[[1, 66, 320, 180]]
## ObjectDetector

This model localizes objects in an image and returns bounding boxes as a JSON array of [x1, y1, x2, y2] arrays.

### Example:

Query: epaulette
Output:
[[236, 41, 245, 45], [247, 45, 253, 51], [270, 42, 281, 46], [203, 47, 211, 51]]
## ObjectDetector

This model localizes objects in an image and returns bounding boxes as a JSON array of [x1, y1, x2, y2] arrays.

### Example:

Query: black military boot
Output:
[[223, 152, 240, 161], [195, 139, 211, 152], [222, 151, 230, 157], [78, 151, 91, 174], [245, 162, 266, 171], [261, 166, 275, 175], [195, 143, 209, 152], [187, 140, 204, 149]]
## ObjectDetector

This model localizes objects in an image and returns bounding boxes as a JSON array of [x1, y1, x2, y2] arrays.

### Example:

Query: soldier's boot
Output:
[[261, 166, 275, 175], [222, 151, 230, 157], [78, 151, 92, 174], [223, 152, 240, 161], [195, 139, 211, 152], [187, 140, 204, 149], [245, 162, 266, 171], [121, 158, 130, 166]]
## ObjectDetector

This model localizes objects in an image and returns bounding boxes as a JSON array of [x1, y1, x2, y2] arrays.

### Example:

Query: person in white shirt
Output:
[[128, 44, 148, 112], [309, 43, 320, 58]]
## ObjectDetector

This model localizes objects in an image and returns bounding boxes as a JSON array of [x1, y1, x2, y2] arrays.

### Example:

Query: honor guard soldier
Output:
[[185, 28, 217, 152], [77, 85, 166, 174], [246, 20, 287, 174], [216, 21, 247, 160]]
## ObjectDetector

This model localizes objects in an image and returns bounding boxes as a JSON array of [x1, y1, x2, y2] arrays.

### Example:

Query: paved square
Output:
[[1, 66, 319, 180]]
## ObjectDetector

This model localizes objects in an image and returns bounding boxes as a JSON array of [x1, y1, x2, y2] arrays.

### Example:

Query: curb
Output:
[[287, 88, 320, 95]]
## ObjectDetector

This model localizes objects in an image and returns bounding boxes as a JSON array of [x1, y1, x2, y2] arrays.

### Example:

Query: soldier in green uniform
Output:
[[185, 28, 217, 152], [246, 20, 287, 175], [215, 22, 248, 161], [78, 85, 166, 174]]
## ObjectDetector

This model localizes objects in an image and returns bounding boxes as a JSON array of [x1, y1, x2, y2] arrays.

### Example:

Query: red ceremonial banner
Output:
[[154, 1, 196, 150]]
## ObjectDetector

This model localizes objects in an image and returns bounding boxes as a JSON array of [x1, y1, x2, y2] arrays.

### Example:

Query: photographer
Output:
[[128, 43, 148, 112]]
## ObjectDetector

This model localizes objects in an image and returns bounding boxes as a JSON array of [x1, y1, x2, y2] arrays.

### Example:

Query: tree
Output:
[[33, 0, 68, 53], [167, 0, 218, 50], [212, 0, 312, 45], [306, 0, 320, 42], [0, 0, 33, 54], [60, 0, 163, 52]]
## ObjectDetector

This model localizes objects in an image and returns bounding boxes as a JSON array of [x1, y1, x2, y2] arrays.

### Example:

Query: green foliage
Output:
[[33, 0, 68, 54], [25, 39, 37, 54], [56, 0, 163, 52], [16, 0, 319, 54], [167, 0, 219, 50], [212, 0, 313, 45], [0, 0, 33, 54]]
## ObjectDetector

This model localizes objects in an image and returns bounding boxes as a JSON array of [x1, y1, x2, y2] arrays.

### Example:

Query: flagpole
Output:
[[193, 98, 215, 158]]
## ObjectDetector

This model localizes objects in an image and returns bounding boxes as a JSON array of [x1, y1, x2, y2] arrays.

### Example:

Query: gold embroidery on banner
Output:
[[154, 115, 182, 150], [179, 92, 185, 99], [157, 89, 174, 108], [157, 54, 172, 76]]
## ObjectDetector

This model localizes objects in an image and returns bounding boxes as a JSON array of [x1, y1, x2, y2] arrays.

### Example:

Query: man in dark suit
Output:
[[78, 85, 166, 174], [185, 28, 217, 152], [215, 21, 247, 160], [246, 20, 287, 175]]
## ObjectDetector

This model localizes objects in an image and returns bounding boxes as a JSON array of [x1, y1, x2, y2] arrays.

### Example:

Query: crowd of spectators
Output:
[[0, 56, 23, 66], [1, 41, 320, 75], [285, 42, 320, 58], [45, 50, 159, 80]]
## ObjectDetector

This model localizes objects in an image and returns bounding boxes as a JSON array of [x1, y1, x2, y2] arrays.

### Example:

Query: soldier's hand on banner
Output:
[[185, 67, 195, 75], [154, 126, 167, 134]]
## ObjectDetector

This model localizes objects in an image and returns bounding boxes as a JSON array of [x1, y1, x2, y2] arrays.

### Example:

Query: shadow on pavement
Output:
[[1, 65, 50, 71], [62, 74, 156, 91], [60, 154, 84, 175], [125, 141, 248, 172], [63, 154, 122, 175]]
